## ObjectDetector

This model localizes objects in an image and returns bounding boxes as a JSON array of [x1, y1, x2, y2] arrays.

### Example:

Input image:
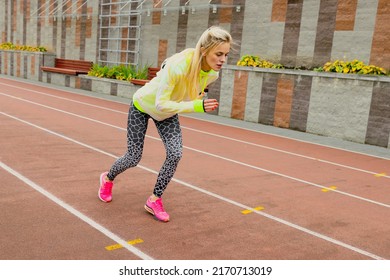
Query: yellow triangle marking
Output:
[[374, 172, 387, 178], [241, 206, 264, 214], [105, 238, 144, 251], [321, 186, 337, 192]]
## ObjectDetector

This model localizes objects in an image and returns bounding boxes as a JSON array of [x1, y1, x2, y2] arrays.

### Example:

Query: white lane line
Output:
[[1, 82, 389, 173], [183, 146, 390, 208], [184, 114, 390, 161], [182, 126, 390, 178], [0, 81, 128, 114], [0, 161, 153, 260], [1, 112, 386, 260], [1, 93, 389, 208]]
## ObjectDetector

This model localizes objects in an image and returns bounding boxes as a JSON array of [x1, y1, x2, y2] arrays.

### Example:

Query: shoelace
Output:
[[102, 182, 113, 194], [154, 199, 165, 213]]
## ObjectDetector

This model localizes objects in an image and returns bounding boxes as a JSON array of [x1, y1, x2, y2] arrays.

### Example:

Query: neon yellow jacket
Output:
[[133, 48, 219, 121]]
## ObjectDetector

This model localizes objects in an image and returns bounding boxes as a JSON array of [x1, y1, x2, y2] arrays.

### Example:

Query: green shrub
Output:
[[88, 63, 149, 81]]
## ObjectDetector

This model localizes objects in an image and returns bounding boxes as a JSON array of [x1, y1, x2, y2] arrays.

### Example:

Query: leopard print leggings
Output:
[[107, 103, 183, 197]]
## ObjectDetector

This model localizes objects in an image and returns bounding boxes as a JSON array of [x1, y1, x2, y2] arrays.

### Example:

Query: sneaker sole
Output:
[[98, 173, 112, 203], [144, 204, 169, 222]]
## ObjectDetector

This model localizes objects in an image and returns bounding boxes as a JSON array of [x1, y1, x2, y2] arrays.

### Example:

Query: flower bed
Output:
[[0, 42, 47, 52], [236, 55, 389, 76]]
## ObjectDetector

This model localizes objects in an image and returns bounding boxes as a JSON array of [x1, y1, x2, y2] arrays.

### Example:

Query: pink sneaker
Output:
[[99, 172, 113, 202], [144, 197, 170, 222]]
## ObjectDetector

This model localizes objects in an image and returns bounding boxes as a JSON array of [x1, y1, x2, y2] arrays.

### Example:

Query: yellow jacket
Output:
[[133, 48, 219, 121]]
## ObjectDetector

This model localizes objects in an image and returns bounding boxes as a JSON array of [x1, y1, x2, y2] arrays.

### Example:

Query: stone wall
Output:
[[0, 50, 55, 81], [215, 65, 390, 148]]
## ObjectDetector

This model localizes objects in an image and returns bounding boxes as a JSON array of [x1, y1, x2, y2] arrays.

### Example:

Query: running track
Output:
[[1, 76, 389, 260]]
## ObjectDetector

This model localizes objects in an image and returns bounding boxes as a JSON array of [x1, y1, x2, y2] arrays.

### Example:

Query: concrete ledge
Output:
[[225, 65, 390, 83], [219, 66, 390, 148]]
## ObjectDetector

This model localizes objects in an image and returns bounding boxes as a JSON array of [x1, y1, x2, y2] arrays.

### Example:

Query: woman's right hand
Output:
[[203, 99, 219, 112]]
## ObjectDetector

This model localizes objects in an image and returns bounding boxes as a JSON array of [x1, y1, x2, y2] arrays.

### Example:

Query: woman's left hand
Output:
[[203, 99, 219, 112]]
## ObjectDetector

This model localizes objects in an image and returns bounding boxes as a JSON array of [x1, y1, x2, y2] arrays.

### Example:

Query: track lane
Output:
[[2, 90, 389, 207], [0, 113, 386, 260], [1, 77, 389, 260]]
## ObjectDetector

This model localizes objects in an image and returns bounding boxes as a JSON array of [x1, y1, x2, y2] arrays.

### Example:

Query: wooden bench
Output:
[[41, 58, 93, 76]]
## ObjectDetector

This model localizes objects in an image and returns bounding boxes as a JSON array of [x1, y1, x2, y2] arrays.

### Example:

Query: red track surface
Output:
[[1, 76, 389, 260]]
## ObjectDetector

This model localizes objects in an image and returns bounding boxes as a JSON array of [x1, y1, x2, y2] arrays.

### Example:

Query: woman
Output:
[[99, 26, 232, 222]]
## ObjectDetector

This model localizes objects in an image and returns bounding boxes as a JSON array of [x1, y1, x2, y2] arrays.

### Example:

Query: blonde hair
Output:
[[187, 26, 232, 98]]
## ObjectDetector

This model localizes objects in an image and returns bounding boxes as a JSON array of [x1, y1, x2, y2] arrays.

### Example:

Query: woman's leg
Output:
[[152, 114, 183, 197], [144, 114, 182, 222], [107, 103, 149, 181]]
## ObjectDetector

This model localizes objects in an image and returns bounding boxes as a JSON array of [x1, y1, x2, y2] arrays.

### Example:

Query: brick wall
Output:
[[1, 0, 389, 70]]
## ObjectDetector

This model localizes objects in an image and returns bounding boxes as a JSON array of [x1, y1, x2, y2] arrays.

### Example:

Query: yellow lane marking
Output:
[[374, 172, 387, 178], [321, 186, 337, 192], [241, 206, 264, 214], [105, 238, 144, 251]]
